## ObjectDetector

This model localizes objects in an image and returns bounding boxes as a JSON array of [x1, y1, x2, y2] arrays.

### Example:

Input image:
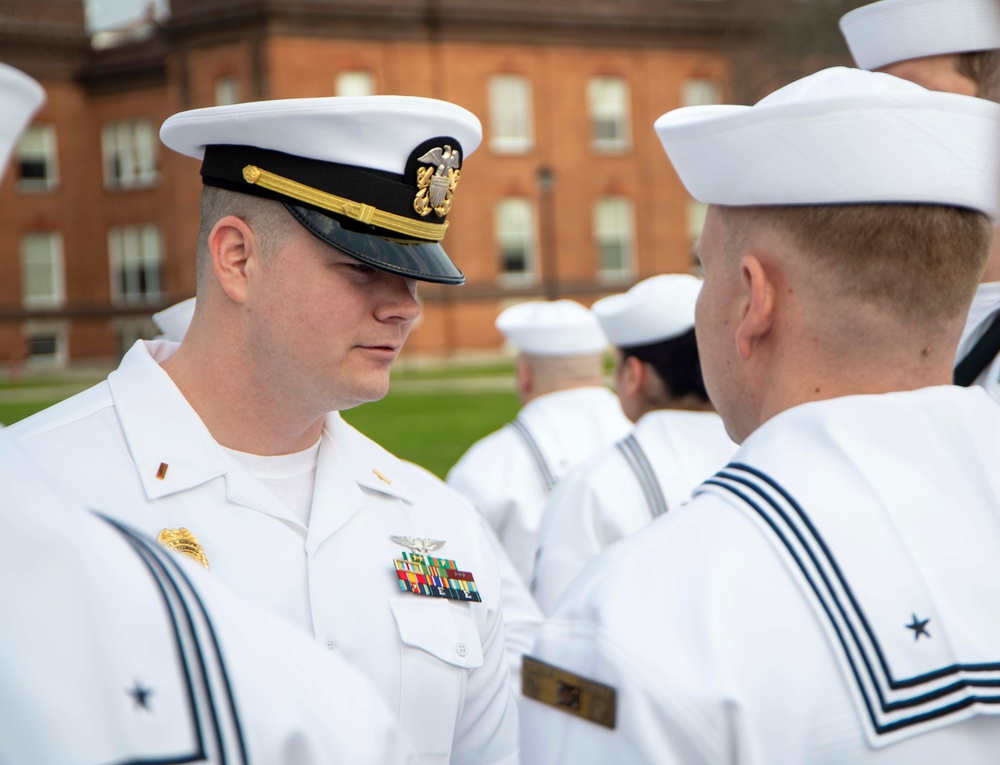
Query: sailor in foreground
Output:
[[0, 62, 398, 765], [520, 67, 1000, 763], [531, 274, 735, 614], [9, 96, 518, 764], [447, 299, 631, 585], [840, 0, 1000, 400]]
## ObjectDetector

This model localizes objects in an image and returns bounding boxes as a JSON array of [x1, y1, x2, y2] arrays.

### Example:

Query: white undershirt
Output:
[[223, 439, 321, 528]]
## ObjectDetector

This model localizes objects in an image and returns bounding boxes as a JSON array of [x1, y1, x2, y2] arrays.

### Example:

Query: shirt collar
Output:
[[109, 340, 228, 500]]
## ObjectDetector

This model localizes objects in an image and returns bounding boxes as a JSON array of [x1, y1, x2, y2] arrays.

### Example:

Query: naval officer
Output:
[[0, 61, 399, 765], [447, 299, 631, 586], [531, 274, 735, 614], [520, 67, 1000, 763], [840, 0, 1000, 400], [9, 96, 518, 764]]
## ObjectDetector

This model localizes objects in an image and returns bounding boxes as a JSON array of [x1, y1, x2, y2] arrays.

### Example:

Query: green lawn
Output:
[[1, 386, 518, 479], [341, 390, 519, 477]]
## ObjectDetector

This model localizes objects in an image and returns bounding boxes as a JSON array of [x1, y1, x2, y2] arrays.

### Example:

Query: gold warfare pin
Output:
[[157, 528, 209, 569]]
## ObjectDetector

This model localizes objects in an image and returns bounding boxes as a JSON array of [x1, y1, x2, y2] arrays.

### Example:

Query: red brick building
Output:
[[0, 0, 858, 369]]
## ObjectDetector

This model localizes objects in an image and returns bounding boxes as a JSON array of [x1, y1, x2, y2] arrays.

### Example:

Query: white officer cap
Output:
[[840, 0, 1000, 71], [152, 297, 196, 342], [496, 300, 608, 356], [653, 67, 1000, 223], [592, 274, 702, 349], [160, 96, 482, 285], [0, 63, 45, 178]]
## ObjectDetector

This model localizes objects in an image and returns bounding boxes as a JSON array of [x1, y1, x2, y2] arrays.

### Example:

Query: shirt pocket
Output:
[[389, 597, 484, 763]]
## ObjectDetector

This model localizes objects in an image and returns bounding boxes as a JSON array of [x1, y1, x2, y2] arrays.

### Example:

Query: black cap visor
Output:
[[287, 204, 465, 285]]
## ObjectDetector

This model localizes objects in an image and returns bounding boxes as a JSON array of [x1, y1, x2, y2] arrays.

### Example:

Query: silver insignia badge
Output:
[[390, 535, 447, 555]]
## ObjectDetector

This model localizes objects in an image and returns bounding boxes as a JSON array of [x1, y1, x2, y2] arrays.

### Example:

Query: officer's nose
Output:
[[377, 274, 421, 324]]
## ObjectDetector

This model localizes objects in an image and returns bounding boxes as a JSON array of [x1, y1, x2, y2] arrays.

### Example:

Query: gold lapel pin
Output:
[[373, 468, 391, 485]]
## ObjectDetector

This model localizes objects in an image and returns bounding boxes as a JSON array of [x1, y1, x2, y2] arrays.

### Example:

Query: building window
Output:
[[489, 75, 533, 153], [588, 77, 630, 153], [682, 79, 722, 107], [594, 197, 635, 279], [16, 124, 58, 190], [336, 71, 375, 97], [23, 321, 68, 367], [215, 76, 240, 105], [101, 119, 158, 189], [20, 232, 65, 308], [109, 224, 163, 303], [496, 198, 536, 281]]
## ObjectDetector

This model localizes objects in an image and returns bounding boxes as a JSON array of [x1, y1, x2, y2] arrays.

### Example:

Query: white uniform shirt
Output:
[[956, 281, 1000, 403], [0, 435, 399, 765], [447, 386, 631, 585], [521, 387, 1000, 764], [9, 341, 518, 765], [532, 409, 735, 614]]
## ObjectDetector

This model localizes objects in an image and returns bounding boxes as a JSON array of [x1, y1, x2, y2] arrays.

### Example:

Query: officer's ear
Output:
[[209, 215, 259, 305]]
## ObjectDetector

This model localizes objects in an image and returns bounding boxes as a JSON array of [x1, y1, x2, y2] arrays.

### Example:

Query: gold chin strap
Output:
[[242, 164, 449, 242]]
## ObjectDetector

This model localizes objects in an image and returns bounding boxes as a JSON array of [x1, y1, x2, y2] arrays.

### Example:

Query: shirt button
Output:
[[455, 642, 468, 657], [326, 640, 337, 650]]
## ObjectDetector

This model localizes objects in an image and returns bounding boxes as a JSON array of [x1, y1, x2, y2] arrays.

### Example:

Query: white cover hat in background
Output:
[[152, 297, 196, 343], [592, 274, 702, 348], [840, 0, 1000, 71], [653, 67, 1000, 223], [496, 300, 608, 356], [0, 62, 45, 178]]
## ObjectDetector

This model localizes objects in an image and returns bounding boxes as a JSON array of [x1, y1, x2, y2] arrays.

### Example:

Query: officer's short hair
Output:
[[719, 203, 993, 325], [196, 186, 297, 287]]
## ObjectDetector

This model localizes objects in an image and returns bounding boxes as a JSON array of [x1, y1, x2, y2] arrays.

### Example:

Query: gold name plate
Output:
[[521, 655, 616, 729]]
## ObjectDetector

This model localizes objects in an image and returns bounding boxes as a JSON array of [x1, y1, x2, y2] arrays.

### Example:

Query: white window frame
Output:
[[682, 79, 722, 107], [20, 232, 66, 308], [335, 70, 376, 97], [496, 198, 538, 284], [588, 77, 631, 153], [16, 124, 59, 191], [489, 75, 533, 154], [215, 76, 240, 106], [23, 320, 69, 368], [101, 118, 158, 189], [108, 224, 164, 304], [594, 197, 635, 281]]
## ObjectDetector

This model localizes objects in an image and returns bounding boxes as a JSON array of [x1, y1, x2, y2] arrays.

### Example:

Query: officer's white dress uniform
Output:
[[153, 295, 544, 689], [1, 435, 400, 765], [448, 301, 631, 585], [520, 68, 1000, 762], [532, 274, 736, 613], [532, 408, 733, 614], [9, 96, 518, 765], [10, 339, 516, 764]]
